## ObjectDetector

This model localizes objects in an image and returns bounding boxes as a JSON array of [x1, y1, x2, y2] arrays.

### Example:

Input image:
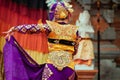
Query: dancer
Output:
[[3, 0, 77, 80]]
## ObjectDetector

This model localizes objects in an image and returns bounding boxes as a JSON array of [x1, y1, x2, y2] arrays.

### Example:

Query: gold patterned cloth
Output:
[[46, 20, 77, 69], [48, 50, 72, 70], [46, 20, 77, 41]]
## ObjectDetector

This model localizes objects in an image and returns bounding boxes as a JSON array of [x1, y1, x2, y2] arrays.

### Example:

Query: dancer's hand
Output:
[[2, 27, 15, 41]]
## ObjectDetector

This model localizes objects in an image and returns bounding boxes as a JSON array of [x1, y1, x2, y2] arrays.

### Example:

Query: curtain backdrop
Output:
[[0, 0, 48, 33], [0, 0, 48, 53]]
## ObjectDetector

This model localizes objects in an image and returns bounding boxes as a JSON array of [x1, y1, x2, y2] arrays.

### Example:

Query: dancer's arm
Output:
[[3, 24, 51, 40]]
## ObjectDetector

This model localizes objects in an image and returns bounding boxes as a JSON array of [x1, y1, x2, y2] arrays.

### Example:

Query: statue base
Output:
[[76, 70, 98, 80]]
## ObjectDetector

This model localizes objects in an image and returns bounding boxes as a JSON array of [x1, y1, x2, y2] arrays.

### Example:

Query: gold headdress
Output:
[[46, 0, 74, 20]]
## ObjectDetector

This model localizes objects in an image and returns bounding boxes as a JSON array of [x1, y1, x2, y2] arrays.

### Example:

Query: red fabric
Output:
[[14, 32, 49, 53], [0, 0, 48, 53]]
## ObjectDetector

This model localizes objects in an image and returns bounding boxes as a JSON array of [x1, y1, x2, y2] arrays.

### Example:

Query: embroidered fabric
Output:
[[48, 50, 72, 70], [3, 36, 76, 80], [15, 24, 50, 34], [42, 64, 53, 80], [46, 20, 77, 41]]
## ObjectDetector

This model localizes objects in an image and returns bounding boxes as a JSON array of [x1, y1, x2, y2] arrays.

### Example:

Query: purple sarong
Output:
[[3, 36, 77, 80]]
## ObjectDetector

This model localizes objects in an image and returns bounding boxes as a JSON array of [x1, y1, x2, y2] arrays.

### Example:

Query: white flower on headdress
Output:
[[61, 0, 71, 2], [46, 0, 56, 7], [46, 0, 72, 8], [64, 2, 74, 13]]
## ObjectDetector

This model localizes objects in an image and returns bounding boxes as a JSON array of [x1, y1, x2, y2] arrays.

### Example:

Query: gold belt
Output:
[[48, 38, 75, 46]]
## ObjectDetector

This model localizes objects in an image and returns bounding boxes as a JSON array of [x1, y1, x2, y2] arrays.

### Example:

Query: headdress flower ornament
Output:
[[46, 0, 74, 20]]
